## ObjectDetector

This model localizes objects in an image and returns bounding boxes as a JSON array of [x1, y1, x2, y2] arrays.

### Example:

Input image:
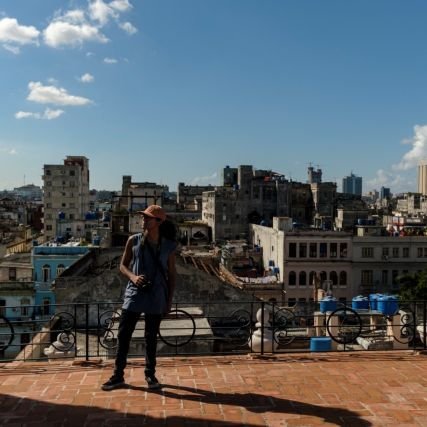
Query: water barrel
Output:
[[352, 295, 369, 310], [310, 337, 332, 352], [377, 295, 399, 316], [320, 296, 337, 313], [92, 236, 101, 246], [369, 293, 382, 311]]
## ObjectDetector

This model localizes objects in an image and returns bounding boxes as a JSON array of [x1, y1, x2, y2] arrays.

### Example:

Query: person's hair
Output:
[[159, 217, 177, 242]]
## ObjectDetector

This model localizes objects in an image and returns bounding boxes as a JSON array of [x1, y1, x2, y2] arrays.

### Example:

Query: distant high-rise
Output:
[[342, 173, 362, 196], [43, 156, 90, 241], [418, 160, 427, 196], [380, 186, 391, 200]]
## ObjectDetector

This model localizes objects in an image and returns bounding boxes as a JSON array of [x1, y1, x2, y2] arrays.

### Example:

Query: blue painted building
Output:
[[32, 245, 90, 315]]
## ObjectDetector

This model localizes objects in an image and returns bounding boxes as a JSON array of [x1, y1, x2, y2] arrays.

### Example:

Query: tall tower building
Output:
[[418, 160, 427, 196], [342, 173, 362, 196], [43, 156, 90, 241]]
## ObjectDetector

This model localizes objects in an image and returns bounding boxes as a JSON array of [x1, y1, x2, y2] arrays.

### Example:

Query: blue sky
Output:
[[1, 1, 427, 193]]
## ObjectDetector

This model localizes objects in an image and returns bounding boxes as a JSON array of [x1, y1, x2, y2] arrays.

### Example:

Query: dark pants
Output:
[[113, 309, 162, 378]]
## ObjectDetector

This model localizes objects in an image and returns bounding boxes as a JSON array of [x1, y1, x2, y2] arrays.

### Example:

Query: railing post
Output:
[[260, 300, 265, 355], [85, 303, 89, 361]]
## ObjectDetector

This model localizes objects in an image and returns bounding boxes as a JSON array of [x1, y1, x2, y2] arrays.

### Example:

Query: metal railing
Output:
[[0, 299, 426, 362]]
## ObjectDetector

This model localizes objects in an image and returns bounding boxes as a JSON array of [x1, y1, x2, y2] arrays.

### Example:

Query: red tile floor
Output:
[[1, 351, 427, 426]]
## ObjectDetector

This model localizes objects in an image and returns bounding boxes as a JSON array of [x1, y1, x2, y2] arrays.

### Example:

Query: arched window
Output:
[[339, 271, 347, 286], [309, 271, 316, 287], [320, 271, 327, 282], [42, 264, 50, 283], [56, 264, 65, 277], [288, 271, 296, 286], [330, 271, 338, 286], [299, 271, 307, 286]]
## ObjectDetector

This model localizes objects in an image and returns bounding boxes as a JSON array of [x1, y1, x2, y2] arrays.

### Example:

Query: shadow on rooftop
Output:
[[130, 384, 372, 427], [0, 392, 253, 427]]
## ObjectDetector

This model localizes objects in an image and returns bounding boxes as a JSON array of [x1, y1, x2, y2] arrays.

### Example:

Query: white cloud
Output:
[[62, 9, 86, 24], [86, 51, 94, 57], [79, 73, 94, 83], [110, 0, 133, 12], [190, 172, 218, 185], [3, 44, 20, 54], [27, 81, 92, 106], [0, 17, 39, 46], [393, 124, 427, 171], [89, 0, 117, 26], [0, 147, 18, 155], [43, 21, 108, 48], [119, 21, 137, 35], [15, 108, 65, 120], [104, 57, 117, 64]]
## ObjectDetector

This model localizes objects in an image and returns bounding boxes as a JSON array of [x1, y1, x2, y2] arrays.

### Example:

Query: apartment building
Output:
[[42, 156, 90, 241], [250, 220, 427, 304]]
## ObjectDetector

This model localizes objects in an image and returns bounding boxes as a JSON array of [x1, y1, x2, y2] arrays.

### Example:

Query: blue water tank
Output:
[[310, 337, 332, 352], [377, 295, 399, 316], [58, 211, 65, 220], [320, 296, 337, 313], [352, 295, 369, 310], [369, 293, 383, 311]]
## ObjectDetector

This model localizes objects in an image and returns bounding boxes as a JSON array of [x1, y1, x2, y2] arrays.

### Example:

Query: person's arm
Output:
[[166, 251, 176, 312], [120, 236, 147, 287]]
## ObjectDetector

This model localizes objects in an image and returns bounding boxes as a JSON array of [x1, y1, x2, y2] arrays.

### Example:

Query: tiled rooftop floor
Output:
[[1, 351, 427, 426]]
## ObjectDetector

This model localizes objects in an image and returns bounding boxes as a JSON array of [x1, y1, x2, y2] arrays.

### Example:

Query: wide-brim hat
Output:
[[137, 205, 166, 222]]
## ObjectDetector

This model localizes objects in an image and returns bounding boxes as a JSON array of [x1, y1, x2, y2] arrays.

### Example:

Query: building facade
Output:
[[418, 160, 427, 196], [342, 173, 362, 196], [43, 156, 90, 241]]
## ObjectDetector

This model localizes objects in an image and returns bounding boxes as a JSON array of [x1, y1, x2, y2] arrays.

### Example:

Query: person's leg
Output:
[[144, 313, 162, 378], [113, 309, 140, 378]]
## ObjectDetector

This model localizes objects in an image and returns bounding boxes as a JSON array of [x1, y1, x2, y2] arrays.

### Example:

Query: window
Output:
[[299, 243, 307, 258], [361, 270, 373, 286], [362, 247, 374, 258], [392, 247, 399, 258], [392, 270, 399, 285], [418, 248, 423, 258], [288, 271, 296, 286], [9, 267, 16, 281], [46, 225, 52, 231], [21, 298, 30, 316], [424, 248, 427, 258], [70, 170, 75, 176], [289, 243, 297, 258], [320, 271, 327, 283], [62, 203, 66, 207], [330, 271, 338, 286], [298, 298, 307, 305], [382, 270, 388, 286], [403, 247, 409, 258], [43, 298, 51, 315], [299, 271, 307, 286], [45, 169, 51, 175], [339, 271, 347, 286], [330, 243, 337, 258], [309, 243, 317, 258], [319, 243, 327, 258], [340, 243, 347, 258], [56, 264, 65, 277], [42, 264, 50, 282], [382, 247, 389, 257], [0, 299, 5, 316], [69, 214, 74, 220], [288, 298, 296, 307]]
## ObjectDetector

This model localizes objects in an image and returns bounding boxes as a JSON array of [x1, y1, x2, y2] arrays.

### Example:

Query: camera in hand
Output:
[[140, 278, 152, 290]]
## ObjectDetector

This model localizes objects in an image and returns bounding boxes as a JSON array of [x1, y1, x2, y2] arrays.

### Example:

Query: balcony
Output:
[[1, 300, 427, 363]]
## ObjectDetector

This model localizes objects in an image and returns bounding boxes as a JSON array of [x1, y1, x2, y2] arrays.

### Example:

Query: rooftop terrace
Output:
[[1, 351, 427, 426]]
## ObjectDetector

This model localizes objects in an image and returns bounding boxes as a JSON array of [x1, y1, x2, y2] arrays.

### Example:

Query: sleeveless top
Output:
[[122, 233, 177, 314]]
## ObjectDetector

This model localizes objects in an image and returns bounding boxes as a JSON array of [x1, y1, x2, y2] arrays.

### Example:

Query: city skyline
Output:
[[2, 1, 427, 192]]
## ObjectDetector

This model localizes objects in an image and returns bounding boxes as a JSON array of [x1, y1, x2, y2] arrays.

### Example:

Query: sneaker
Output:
[[101, 375, 125, 391], [145, 375, 161, 389]]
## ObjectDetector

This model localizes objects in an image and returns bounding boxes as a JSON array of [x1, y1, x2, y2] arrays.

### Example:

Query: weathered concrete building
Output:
[[43, 156, 90, 241]]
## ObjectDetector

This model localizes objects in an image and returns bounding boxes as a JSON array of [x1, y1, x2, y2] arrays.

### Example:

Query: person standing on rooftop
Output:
[[102, 205, 176, 391]]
